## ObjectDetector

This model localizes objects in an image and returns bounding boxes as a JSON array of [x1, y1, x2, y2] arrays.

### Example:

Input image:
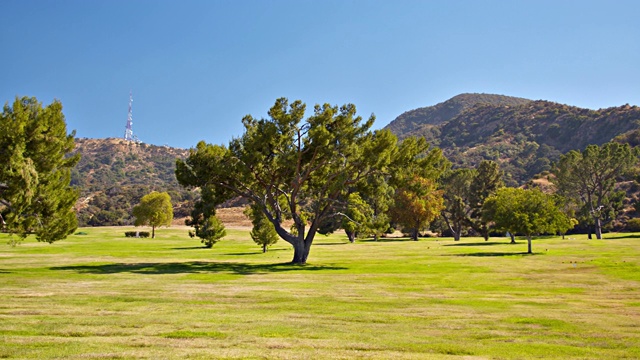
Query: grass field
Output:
[[1, 227, 639, 359]]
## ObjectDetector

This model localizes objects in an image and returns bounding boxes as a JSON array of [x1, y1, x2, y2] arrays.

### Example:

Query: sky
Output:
[[1, 0, 639, 149]]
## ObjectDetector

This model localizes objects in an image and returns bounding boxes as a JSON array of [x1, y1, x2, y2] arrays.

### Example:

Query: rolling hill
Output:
[[71, 138, 196, 226], [385, 94, 640, 185]]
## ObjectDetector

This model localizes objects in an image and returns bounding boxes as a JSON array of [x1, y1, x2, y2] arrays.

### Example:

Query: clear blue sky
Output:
[[1, 0, 638, 149]]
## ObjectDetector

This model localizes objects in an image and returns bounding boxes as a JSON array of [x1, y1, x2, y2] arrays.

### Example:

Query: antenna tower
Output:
[[123, 91, 136, 142]]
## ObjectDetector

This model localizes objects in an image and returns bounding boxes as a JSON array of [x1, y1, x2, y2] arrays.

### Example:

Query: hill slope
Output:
[[71, 138, 196, 226], [387, 95, 640, 185], [385, 93, 531, 140]]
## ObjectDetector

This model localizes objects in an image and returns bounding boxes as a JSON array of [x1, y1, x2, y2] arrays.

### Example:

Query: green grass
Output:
[[1, 227, 639, 359]]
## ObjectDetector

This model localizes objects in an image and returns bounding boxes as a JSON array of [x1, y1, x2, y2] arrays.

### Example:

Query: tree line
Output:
[[1, 97, 638, 263], [175, 98, 640, 263]]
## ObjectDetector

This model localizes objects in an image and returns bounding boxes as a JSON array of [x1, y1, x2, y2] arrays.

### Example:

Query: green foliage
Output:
[[196, 215, 226, 248], [0, 96, 79, 244], [341, 193, 373, 242], [468, 160, 504, 240], [626, 218, 640, 232], [389, 96, 640, 186], [124, 231, 150, 238], [244, 204, 278, 252], [390, 176, 444, 240], [132, 191, 173, 238], [71, 139, 196, 226], [439, 168, 475, 240], [552, 142, 639, 239], [177, 98, 410, 264], [483, 187, 574, 253]]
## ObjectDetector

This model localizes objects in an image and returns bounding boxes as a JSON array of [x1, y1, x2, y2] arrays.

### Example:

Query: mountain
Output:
[[385, 93, 531, 140], [386, 95, 640, 185], [71, 138, 196, 226]]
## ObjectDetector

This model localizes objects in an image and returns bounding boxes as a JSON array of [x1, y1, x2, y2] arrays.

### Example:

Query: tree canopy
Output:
[[483, 187, 574, 253], [552, 142, 638, 239], [176, 98, 441, 264], [0, 96, 79, 245], [132, 191, 173, 238]]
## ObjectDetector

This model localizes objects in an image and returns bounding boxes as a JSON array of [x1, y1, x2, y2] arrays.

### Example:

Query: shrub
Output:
[[124, 231, 150, 238], [626, 218, 640, 232]]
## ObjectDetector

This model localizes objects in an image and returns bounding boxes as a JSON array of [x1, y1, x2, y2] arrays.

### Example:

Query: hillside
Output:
[[385, 93, 531, 140], [71, 138, 196, 226], [387, 95, 640, 185]]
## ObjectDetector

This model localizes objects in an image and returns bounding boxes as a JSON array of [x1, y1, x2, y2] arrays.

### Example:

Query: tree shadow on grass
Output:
[[50, 261, 346, 275], [444, 242, 508, 247], [359, 238, 414, 243], [453, 252, 536, 257], [599, 234, 640, 240]]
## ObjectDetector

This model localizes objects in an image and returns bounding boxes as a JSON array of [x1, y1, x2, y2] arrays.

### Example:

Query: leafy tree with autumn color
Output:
[[390, 175, 444, 240]]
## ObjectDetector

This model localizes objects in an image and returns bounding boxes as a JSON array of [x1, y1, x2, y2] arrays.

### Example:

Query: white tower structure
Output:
[[123, 91, 136, 141]]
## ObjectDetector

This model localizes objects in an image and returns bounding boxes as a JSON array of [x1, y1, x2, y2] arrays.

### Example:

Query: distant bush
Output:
[[124, 231, 150, 238], [626, 218, 640, 232]]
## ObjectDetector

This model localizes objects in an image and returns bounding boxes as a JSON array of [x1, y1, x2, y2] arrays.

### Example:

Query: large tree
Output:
[[468, 160, 504, 241], [176, 98, 430, 264], [552, 142, 638, 239], [132, 191, 173, 238], [0, 97, 79, 245], [440, 168, 475, 241], [483, 187, 574, 254]]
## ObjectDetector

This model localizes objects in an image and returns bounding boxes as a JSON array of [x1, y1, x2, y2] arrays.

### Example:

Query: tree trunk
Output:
[[152, 225, 155, 239], [262, 244, 267, 253], [412, 228, 419, 241], [292, 239, 307, 264], [595, 218, 603, 239], [443, 214, 460, 241], [587, 228, 592, 239], [346, 230, 356, 243], [527, 235, 532, 254], [509, 232, 516, 244]]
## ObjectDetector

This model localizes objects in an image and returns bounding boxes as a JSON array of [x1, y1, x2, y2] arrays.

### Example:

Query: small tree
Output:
[[197, 215, 226, 248], [244, 205, 278, 252], [132, 191, 173, 238], [483, 188, 574, 254], [390, 176, 444, 241]]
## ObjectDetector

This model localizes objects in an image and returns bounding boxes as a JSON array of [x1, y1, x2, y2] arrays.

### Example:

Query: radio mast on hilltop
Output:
[[123, 91, 138, 142]]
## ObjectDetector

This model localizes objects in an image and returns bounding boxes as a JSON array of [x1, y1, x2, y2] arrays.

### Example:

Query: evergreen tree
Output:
[[177, 98, 432, 264], [552, 142, 638, 239], [244, 204, 278, 252], [0, 97, 79, 245]]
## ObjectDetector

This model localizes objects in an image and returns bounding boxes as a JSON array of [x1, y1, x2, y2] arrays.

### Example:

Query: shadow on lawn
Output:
[[444, 242, 507, 247], [51, 261, 346, 275], [600, 234, 640, 240], [454, 252, 535, 257]]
